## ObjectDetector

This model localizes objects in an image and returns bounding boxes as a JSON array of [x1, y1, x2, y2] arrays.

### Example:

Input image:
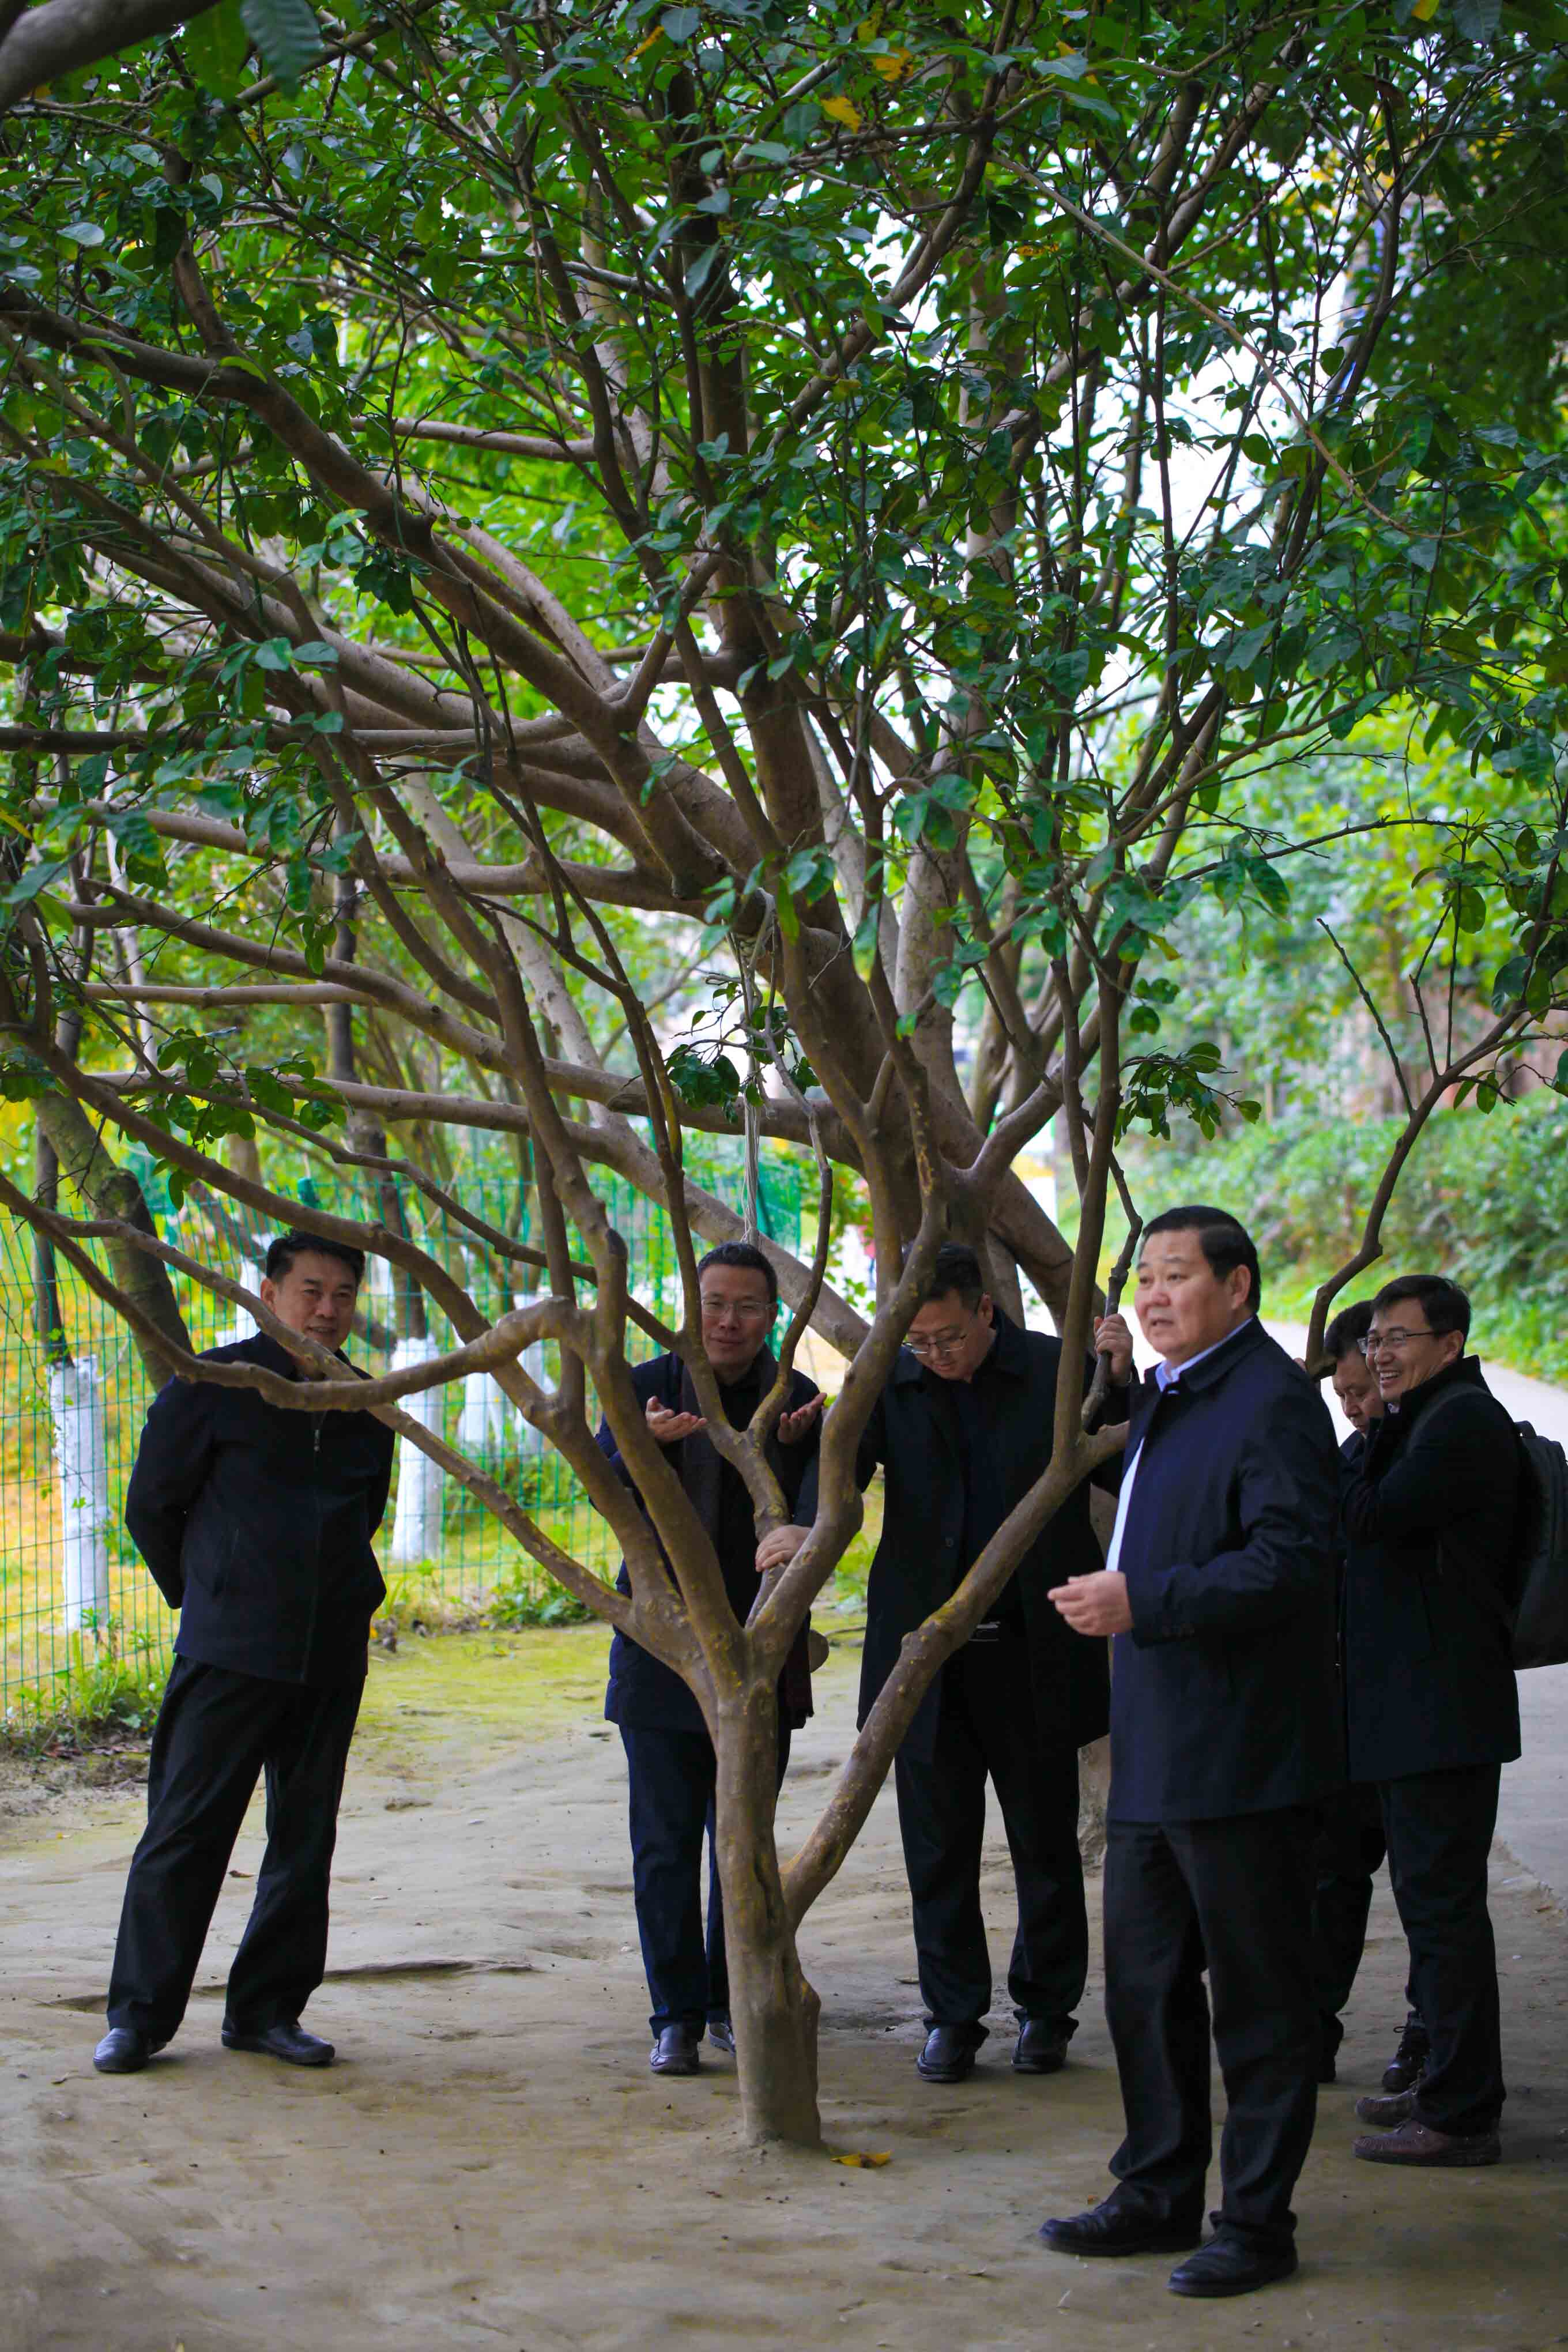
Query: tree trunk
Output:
[[713, 1687, 823, 2149]]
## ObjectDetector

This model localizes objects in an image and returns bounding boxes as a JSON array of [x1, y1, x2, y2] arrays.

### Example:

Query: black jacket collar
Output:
[[1391, 1352, 1490, 1426]]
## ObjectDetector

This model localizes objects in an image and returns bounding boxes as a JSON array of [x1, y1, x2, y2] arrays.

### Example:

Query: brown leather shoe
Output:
[[1354, 2088, 1415, 2128], [1352, 2118, 1500, 2167]]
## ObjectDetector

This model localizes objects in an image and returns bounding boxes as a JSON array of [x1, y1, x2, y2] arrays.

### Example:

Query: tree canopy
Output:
[[7, 0, 1568, 2143]]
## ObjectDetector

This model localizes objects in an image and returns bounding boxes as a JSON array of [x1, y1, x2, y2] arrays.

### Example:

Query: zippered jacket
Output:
[[125, 1333, 395, 1687]]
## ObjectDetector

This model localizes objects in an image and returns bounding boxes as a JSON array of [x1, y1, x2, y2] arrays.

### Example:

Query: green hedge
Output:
[[1129, 1094, 1568, 1386]]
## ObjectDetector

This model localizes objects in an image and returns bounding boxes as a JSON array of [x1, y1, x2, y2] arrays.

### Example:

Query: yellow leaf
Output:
[[821, 94, 864, 132], [872, 48, 911, 83], [833, 2149, 892, 2167], [631, 28, 664, 57], [1411, 0, 1438, 15]]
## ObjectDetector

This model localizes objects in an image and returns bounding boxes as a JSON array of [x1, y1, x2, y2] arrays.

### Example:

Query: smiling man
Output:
[[1340, 1275, 1522, 2171], [94, 1231, 395, 2079], [598, 1241, 822, 2078], [1043, 1205, 1340, 2301]]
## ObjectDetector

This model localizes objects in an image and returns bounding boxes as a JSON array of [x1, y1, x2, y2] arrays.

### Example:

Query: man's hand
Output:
[[756, 1524, 809, 1575], [1093, 1313, 1136, 1382], [778, 1393, 824, 1446], [646, 1399, 705, 1444], [1049, 1569, 1133, 1637]]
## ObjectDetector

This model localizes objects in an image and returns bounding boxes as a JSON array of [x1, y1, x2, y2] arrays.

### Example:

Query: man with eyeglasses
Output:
[[761, 1240, 1132, 2089], [597, 1241, 822, 2078], [1340, 1275, 1522, 2170]]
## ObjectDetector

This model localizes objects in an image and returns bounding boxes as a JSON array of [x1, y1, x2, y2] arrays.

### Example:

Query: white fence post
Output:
[[48, 1356, 112, 1633], [389, 1333, 445, 1564], [512, 1292, 548, 1460]]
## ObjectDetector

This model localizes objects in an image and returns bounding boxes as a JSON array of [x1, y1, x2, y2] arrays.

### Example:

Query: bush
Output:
[[486, 1573, 595, 1630]]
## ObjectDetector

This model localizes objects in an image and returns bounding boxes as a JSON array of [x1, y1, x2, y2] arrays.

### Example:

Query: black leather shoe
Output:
[[93, 2026, 164, 2074], [917, 2024, 983, 2083], [1355, 2087, 1415, 2128], [1382, 2012, 1428, 2094], [649, 2025, 701, 2075], [1039, 2202, 1203, 2257], [1013, 2020, 1069, 2075], [1168, 2234, 1298, 2298], [221, 2018, 334, 2067], [707, 2016, 736, 2055]]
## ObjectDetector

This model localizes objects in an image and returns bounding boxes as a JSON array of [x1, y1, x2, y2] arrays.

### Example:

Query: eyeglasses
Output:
[[1358, 1326, 1435, 1357], [699, 1296, 774, 1322], [906, 1332, 972, 1361]]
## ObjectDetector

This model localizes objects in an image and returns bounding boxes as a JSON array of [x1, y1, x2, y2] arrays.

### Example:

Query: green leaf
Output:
[[661, 5, 700, 39], [240, 0, 323, 88], [254, 636, 295, 670], [59, 223, 105, 249]]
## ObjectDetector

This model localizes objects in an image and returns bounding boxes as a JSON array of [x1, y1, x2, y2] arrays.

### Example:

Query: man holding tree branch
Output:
[[764, 1241, 1132, 2088]]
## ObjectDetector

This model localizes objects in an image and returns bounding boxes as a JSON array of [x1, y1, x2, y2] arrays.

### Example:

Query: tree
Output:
[[6, 0, 1568, 2146]]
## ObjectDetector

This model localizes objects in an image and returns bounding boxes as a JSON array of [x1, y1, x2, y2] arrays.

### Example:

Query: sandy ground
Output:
[[3, 1626, 1567, 2352]]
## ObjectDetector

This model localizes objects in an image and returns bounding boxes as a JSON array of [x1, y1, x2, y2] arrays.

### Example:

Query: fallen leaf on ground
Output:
[[832, 2150, 891, 2168]]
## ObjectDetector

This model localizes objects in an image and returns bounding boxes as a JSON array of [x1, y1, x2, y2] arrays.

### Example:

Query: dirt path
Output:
[[2, 1627, 1566, 2352]]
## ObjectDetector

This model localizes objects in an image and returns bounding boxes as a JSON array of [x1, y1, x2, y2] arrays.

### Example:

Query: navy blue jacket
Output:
[[599, 1348, 820, 1733], [799, 1310, 1115, 1765], [1106, 1317, 1341, 1824], [1341, 1355, 1521, 1782], [125, 1333, 395, 1688]]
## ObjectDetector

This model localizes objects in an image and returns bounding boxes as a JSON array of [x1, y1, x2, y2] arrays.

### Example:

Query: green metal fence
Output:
[[0, 1147, 803, 1723]]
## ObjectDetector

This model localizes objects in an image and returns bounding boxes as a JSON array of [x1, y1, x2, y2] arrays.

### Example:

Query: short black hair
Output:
[[1324, 1299, 1375, 1362], [264, 1229, 367, 1286], [696, 1239, 778, 1307], [1372, 1273, 1471, 1341], [917, 1241, 985, 1312], [1140, 1204, 1261, 1311]]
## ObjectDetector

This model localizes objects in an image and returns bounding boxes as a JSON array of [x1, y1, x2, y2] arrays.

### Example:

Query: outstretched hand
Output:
[[778, 1393, 824, 1446], [646, 1399, 705, 1444]]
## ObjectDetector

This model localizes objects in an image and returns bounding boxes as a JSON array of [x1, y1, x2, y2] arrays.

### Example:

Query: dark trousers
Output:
[[107, 1657, 363, 2042], [1311, 1779, 1390, 2061], [1379, 1762, 1504, 2135], [892, 1637, 1085, 2034], [1103, 1808, 1318, 2249], [620, 1721, 790, 2034]]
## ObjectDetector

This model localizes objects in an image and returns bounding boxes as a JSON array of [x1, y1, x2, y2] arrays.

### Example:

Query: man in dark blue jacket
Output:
[[1043, 1206, 1340, 2301], [1341, 1275, 1521, 2170], [598, 1241, 821, 2078], [94, 1232, 395, 2078]]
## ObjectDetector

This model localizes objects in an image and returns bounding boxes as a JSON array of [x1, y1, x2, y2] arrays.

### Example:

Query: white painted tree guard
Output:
[[388, 1333, 445, 1564], [48, 1356, 112, 1633], [457, 1370, 510, 1457], [511, 1293, 548, 1460]]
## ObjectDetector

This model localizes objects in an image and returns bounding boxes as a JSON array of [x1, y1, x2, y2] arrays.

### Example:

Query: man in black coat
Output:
[[1043, 1206, 1341, 2301], [1341, 1274, 1521, 2169], [598, 1241, 821, 2078], [763, 1241, 1131, 2087], [1311, 1304, 1425, 2095], [94, 1232, 395, 2077]]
